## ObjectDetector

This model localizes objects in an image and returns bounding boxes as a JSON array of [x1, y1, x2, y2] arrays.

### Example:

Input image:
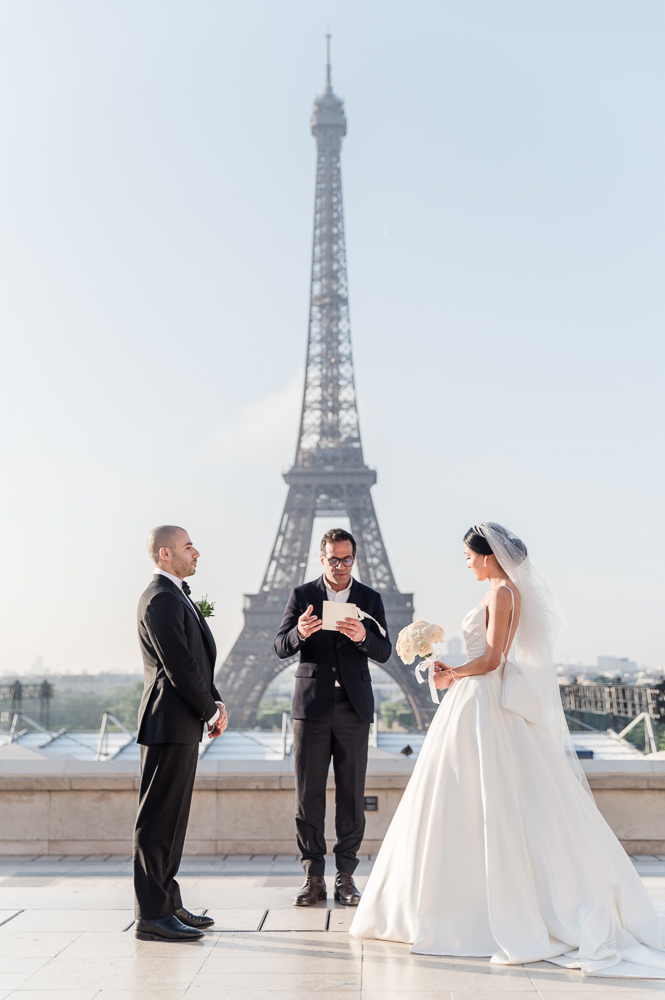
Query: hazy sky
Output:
[[1, 0, 663, 678]]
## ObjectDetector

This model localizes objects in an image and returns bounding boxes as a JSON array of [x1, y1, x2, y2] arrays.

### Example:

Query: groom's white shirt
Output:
[[153, 568, 221, 726]]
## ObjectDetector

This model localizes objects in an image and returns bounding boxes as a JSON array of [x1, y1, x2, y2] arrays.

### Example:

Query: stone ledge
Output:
[[621, 841, 665, 854], [0, 770, 663, 792], [1, 759, 664, 856]]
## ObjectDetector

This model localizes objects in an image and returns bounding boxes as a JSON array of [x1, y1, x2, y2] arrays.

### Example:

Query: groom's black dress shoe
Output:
[[334, 872, 362, 906], [135, 915, 204, 941], [294, 874, 327, 906], [175, 907, 215, 929]]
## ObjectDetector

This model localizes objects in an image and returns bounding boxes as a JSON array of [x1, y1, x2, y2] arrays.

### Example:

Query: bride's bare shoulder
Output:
[[488, 583, 520, 608]]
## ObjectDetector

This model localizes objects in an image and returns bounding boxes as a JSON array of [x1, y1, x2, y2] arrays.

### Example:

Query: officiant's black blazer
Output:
[[275, 575, 391, 723], [136, 574, 222, 745]]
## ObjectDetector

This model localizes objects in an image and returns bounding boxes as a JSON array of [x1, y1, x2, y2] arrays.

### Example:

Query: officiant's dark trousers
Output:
[[133, 742, 198, 920], [294, 686, 370, 876]]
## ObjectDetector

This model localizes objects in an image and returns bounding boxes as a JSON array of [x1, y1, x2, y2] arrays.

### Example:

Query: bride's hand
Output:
[[433, 661, 455, 689]]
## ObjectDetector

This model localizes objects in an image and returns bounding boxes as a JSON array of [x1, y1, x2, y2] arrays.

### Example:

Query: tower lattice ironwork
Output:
[[217, 44, 436, 729]]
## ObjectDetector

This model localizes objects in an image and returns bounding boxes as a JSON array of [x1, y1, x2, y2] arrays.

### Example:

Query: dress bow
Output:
[[501, 659, 546, 729]]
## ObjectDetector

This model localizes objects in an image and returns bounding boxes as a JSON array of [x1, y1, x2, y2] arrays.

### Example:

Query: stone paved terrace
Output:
[[2, 853, 665, 999]]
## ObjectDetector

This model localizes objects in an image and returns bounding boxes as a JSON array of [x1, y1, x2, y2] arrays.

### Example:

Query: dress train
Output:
[[349, 598, 665, 978]]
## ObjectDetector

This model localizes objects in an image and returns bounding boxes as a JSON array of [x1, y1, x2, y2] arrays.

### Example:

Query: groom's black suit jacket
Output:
[[136, 574, 222, 745], [275, 575, 392, 723]]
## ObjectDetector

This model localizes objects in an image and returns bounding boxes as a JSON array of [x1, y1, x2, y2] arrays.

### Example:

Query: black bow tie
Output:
[[181, 581, 192, 596]]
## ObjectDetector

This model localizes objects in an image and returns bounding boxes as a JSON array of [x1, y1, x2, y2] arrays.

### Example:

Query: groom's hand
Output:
[[336, 617, 366, 643], [208, 702, 228, 738], [297, 604, 322, 640]]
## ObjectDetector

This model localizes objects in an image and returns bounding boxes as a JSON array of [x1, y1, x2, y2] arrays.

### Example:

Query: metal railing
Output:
[[6, 713, 65, 745], [369, 712, 378, 748], [610, 713, 658, 755], [281, 712, 294, 758], [96, 713, 135, 761], [560, 683, 665, 721]]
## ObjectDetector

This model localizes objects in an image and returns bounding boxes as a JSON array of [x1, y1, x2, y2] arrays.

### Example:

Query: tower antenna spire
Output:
[[216, 42, 430, 731], [325, 32, 332, 93]]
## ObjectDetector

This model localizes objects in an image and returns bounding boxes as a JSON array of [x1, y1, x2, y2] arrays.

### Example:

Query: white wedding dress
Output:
[[350, 592, 665, 978]]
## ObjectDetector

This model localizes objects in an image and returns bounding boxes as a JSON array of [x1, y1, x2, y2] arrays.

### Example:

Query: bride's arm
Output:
[[435, 587, 514, 681]]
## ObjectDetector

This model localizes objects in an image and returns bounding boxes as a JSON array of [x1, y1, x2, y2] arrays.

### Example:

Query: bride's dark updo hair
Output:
[[464, 526, 493, 556], [464, 523, 528, 563]]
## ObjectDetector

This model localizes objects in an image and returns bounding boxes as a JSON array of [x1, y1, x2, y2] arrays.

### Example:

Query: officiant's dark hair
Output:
[[320, 528, 356, 556], [463, 526, 494, 556]]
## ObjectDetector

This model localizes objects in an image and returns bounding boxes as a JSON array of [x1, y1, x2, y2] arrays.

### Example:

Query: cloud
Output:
[[196, 375, 302, 468]]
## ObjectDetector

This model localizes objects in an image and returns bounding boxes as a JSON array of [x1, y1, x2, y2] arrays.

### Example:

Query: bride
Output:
[[349, 522, 665, 978]]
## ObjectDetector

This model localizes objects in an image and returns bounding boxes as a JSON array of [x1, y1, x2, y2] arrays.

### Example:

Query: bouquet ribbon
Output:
[[356, 609, 387, 638], [415, 657, 440, 705]]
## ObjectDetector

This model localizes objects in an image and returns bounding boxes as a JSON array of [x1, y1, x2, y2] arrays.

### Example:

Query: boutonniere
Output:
[[196, 595, 215, 619]]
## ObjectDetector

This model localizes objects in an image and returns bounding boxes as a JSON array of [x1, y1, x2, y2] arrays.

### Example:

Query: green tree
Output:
[[107, 681, 144, 729], [380, 699, 414, 730], [255, 700, 291, 730], [46, 681, 144, 731]]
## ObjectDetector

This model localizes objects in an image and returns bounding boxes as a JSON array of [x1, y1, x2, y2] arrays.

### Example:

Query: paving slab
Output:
[[0, 975, 32, 992], [362, 994, 453, 1000], [262, 906, 329, 931], [6, 908, 134, 933], [204, 907, 265, 931], [328, 907, 356, 932], [204, 930, 362, 973], [1, 856, 664, 999], [184, 970, 361, 990], [5, 992, 100, 1000], [185, 993, 360, 1000], [95, 992, 187, 1000]]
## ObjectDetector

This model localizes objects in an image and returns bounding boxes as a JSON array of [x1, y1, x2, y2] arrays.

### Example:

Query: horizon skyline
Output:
[[2, 645, 660, 679]]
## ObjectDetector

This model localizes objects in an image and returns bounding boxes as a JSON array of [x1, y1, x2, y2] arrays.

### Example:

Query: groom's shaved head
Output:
[[147, 525, 187, 564]]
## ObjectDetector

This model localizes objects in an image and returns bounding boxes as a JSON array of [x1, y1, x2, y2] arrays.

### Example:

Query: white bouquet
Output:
[[396, 620, 445, 664], [396, 620, 446, 705]]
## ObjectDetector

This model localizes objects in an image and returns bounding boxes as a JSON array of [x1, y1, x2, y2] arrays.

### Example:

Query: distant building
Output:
[[444, 636, 467, 669], [598, 656, 637, 674]]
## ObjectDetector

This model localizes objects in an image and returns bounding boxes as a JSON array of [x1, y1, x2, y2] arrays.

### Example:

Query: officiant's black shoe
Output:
[[175, 907, 215, 929], [294, 875, 327, 906], [334, 872, 361, 906], [135, 915, 204, 941]]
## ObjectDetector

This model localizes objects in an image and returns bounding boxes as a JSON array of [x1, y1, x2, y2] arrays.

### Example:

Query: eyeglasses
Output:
[[325, 555, 355, 568]]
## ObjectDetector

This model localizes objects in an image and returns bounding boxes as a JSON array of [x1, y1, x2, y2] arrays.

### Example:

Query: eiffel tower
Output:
[[217, 41, 435, 730]]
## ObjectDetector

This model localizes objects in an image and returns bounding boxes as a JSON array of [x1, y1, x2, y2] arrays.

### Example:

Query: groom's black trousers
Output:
[[132, 742, 198, 920], [294, 686, 370, 876]]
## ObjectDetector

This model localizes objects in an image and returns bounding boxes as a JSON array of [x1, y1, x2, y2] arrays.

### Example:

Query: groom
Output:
[[133, 525, 227, 942], [275, 528, 391, 906]]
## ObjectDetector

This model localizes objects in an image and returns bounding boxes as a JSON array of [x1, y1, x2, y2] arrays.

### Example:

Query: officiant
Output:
[[275, 528, 391, 907]]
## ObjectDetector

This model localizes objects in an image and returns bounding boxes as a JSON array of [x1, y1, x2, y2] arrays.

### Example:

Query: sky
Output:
[[1, 0, 663, 678]]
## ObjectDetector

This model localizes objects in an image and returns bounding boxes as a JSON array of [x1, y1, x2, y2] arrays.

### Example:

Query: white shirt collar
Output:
[[154, 568, 184, 589], [325, 578, 353, 602]]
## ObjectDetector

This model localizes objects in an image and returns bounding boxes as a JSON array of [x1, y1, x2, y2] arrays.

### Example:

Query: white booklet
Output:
[[321, 601, 358, 631]]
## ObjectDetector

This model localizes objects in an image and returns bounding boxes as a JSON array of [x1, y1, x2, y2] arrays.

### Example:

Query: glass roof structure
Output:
[[0, 726, 644, 762]]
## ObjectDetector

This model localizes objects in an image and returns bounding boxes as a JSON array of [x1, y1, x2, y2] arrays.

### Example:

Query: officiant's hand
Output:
[[336, 617, 367, 643], [297, 604, 323, 640]]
